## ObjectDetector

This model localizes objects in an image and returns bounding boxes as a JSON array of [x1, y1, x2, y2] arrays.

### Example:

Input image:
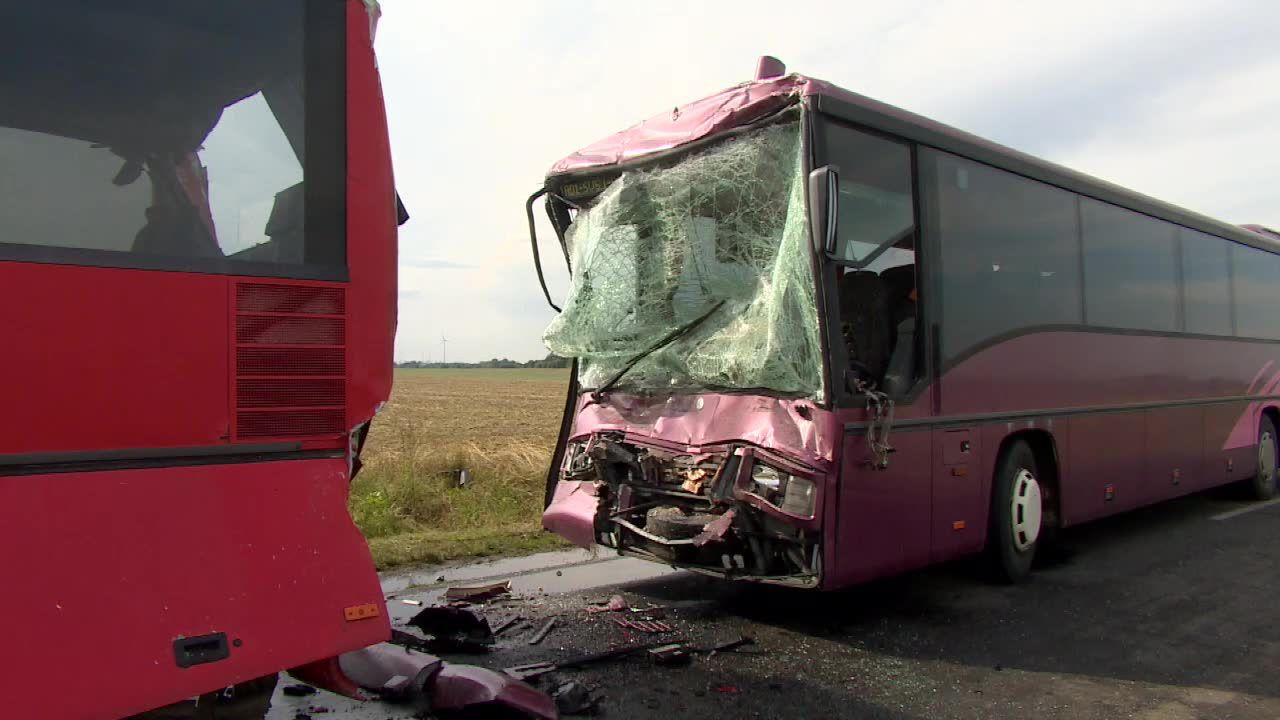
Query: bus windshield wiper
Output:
[[591, 300, 727, 402]]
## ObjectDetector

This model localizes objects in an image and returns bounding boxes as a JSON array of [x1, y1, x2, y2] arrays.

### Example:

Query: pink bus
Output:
[[529, 58, 1280, 588]]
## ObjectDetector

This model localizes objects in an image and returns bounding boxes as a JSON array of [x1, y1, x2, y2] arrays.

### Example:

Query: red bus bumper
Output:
[[1, 457, 387, 719]]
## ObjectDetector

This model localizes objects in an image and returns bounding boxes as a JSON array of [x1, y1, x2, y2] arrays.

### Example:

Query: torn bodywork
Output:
[[312, 643, 557, 720], [548, 432, 822, 586]]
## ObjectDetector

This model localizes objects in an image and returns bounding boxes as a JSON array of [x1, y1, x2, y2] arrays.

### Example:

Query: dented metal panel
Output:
[[574, 392, 838, 466], [549, 75, 809, 177]]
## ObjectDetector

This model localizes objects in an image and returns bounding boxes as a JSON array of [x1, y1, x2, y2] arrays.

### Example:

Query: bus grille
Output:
[[234, 282, 346, 440]]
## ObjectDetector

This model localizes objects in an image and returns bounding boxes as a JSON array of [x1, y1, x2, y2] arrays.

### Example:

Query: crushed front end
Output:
[[546, 431, 824, 586], [533, 73, 837, 586]]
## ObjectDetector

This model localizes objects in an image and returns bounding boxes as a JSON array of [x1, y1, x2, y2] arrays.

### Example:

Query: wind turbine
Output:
[[441, 335, 448, 365]]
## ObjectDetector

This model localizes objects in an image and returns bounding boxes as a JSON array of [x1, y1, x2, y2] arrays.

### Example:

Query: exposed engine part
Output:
[[645, 506, 717, 539], [571, 433, 820, 585]]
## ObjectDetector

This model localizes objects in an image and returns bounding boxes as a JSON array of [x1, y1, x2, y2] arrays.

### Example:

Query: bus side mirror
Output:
[[808, 166, 839, 256]]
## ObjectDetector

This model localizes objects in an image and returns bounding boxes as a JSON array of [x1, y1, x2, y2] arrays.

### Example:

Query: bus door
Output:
[[816, 119, 935, 585]]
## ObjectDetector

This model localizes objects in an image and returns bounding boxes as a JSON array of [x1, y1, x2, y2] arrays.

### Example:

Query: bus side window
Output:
[[820, 120, 919, 396], [924, 149, 1082, 366]]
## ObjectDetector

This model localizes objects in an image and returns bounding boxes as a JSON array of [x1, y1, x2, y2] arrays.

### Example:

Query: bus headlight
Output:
[[749, 463, 816, 517]]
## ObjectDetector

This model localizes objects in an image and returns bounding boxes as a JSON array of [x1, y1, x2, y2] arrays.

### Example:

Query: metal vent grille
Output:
[[236, 409, 346, 439], [234, 282, 345, 440], [236, 283, 346, 314], [236, 379, 344, 408], [236, 316, 345, 345], [237, 347, 345, 376]]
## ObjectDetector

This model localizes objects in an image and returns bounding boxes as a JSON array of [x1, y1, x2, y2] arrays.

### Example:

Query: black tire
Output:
[[1249, 415, 1278, 501], [986, 440, 1043, 584]]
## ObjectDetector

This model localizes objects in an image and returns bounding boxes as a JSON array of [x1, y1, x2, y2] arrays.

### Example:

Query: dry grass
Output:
[[350, 368, 572, 569]]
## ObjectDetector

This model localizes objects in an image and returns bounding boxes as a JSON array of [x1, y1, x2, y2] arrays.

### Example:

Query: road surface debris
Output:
[[528, 617, 558, 645], [443, 580, 512, 603]]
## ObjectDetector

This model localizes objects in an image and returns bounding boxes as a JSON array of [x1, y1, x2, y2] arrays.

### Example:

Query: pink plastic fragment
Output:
[[693, 509, 736, 547], [586, 594, 629, 614], [543, 480, 599, 549]]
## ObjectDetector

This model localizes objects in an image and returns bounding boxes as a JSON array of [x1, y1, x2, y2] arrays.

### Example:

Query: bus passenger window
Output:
[[925, 150, 1082, 365]]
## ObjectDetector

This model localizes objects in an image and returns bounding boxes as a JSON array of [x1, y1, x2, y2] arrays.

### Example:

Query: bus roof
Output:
[[548, 70, 1277, 252]]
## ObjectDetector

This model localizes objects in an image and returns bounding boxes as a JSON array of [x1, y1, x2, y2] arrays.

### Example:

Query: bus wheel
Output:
[[1249, 415, 1278, 500], [987, 440, 1041, 583]]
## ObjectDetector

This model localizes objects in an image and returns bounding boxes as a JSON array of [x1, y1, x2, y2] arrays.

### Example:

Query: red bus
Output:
[[531, 57, 1280, 590], [1, 2, 399, 716]]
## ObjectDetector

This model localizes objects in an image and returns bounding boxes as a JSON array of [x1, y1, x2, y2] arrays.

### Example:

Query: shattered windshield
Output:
[[543, 116, 824, 399]]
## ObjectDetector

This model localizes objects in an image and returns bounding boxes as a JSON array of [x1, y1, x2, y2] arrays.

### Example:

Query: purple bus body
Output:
[[541, 69, 1280, 590], [545, 336, 1276, 588]]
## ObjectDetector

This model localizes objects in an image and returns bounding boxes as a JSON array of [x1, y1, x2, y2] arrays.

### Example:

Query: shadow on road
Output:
[[615, 489, 1280, 703]]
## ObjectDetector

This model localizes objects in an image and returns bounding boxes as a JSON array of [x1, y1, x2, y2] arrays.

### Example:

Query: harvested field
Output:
[[350, 368, 573, 569]]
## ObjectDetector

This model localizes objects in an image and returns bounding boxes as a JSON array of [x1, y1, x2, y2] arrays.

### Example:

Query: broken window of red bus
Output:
[[543, 116, 824, 399], [0, 1, 344, 279]]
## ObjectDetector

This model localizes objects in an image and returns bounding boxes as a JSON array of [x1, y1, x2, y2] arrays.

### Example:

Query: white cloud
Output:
[[378, 0, 1280, 362]]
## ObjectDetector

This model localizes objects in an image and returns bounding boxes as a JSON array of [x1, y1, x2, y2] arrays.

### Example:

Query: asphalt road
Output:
[[270, 489, 1280, 719]]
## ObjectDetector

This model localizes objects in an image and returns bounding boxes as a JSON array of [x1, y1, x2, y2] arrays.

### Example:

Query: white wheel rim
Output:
[[1010, 468, 1042, 552], [1260, 431, 1276, 488]]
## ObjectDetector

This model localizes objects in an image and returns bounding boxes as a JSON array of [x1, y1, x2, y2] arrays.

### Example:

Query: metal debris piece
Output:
[[444, 580, 511, 603], [281, 684, 317, 697], [612, 618, 672, 633], [528, 617, 558, 645], [503, 641, 668, 681], [558, 642, 662, 669], [706, 635, 755, 658], [503, 661, 557, 681], [407, 606, 494, 652], [585, 594, 629, 614], [692, 509, 737, 547], [400, 599, 424, 606], [492, 615, 523, 636], [552, 681, 597, 715], [629, 605, 665, 615], [648, 643, 691, 666], [388, 629, 434, 653]]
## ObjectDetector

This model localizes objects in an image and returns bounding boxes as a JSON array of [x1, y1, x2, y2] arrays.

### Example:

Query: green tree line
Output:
[[395, 353, 571, 369]]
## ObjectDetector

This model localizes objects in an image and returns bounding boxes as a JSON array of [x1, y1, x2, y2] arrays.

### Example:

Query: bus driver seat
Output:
[[878, 264, 918, 397], [837, 269, 891, 389]]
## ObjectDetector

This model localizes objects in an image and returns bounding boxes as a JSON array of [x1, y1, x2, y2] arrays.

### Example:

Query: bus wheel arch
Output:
[[1249, 408, 1279, 500], [985, 429, 1062, 583]]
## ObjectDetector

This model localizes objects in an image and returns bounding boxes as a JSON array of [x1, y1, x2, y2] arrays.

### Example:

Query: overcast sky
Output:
[[377, 0, 1280, 363]]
